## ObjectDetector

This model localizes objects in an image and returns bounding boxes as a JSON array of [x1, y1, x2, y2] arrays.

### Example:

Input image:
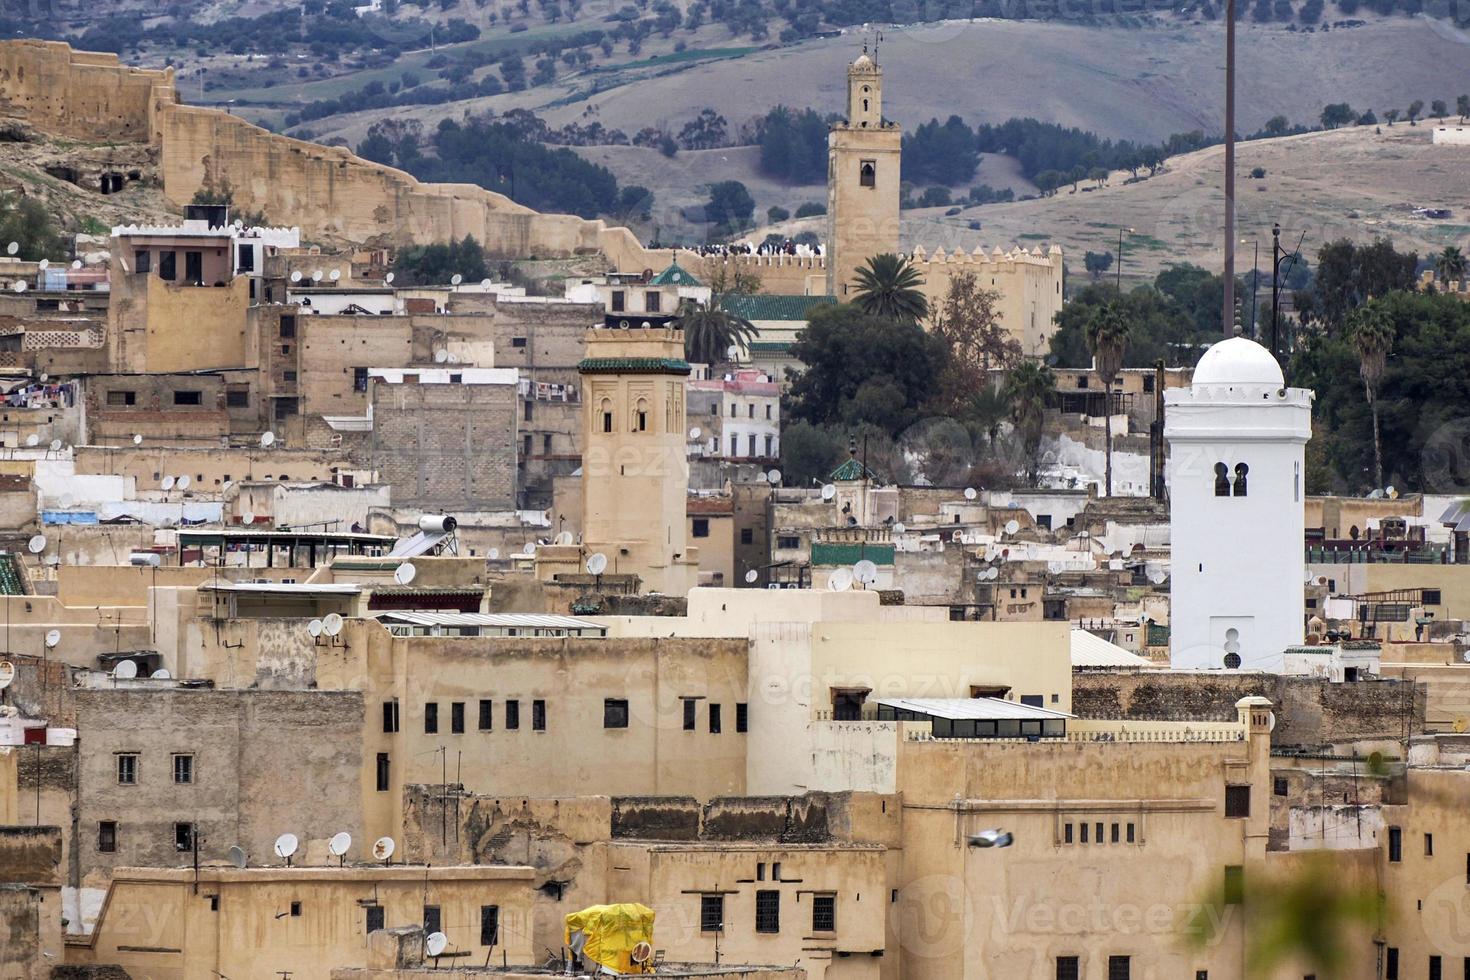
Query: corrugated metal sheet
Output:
[[874, 697, 1073, 721]]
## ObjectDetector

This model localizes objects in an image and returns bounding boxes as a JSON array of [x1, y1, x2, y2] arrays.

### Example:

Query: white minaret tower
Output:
[[1165, 337, 1313, 671]]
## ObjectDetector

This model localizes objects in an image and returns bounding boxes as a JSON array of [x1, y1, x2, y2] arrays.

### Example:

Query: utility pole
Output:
[[1222, 0, 1237, 338], [1270, 222, 1282, 359]]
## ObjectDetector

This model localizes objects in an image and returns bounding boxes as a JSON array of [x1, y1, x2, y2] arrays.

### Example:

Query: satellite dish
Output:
[[487, 547, 500, 560], [37, 258, 48, 270], [1149, 571, 1167, 585], [24, 434, 37, 448], [290, 270, 302, 283], [113, 660, 138, 679], [893, 522, 906, 534], [1304, 570, 1315, 584], [242, 512, 256, 526], [688, 427, 701, 440], [744, 569, 758, 584], [1004, 519, 1020, 535], [726, 344, 740, 361], [372, 836, 396, 861], [393, 562, 417, 585], [161, 476, 176, 491], [308, 619, 324, 638], [426, 932, 449, 957], [1387, 485, 1398, 498], [385, 271, 395, 284], [27, 534, 46, 554], [12, 281, 25, 293], [451, 273, 463, 286], [587, 552, 608, 575], [48, 438, 61, 452], [434, 349, 449, 364], [964, 487, 978, 500], [853, 559, 879, 585], [178, 475, 191, 490], [328, 832, 352, 857], [767, 469, 782, 486], [820, 484, 836, 501], [260, 431, 276, 448], [631, 942, 654, 964], [132, 433, 143, 445], [228, 845, 248, 869], [311, 269, 323, 282], [151, 668, 171, 679], [480, 278, 492, 288], [829, 567, 853, 592], [555, 531, 575, 546], [44, 629, 60, 649], [71, 260, 81, 270], [0, 662, 13, 690], [322, 613, 344, 637], [329, 268, 341, 282], [522, 542, 537, 556], [5, 242, 16, 255], [273, 833, 299, 861]]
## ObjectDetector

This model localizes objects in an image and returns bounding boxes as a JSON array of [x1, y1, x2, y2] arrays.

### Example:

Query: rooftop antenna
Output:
[[487, 547, 500, 560], [450, 273, 463, 286], [311, 269, 323, 283], [161, 476, 176, 492], [829, 566, 853, 592], [151, 668, 171, 679], [853, 559, 879, 587], [1004, 519, 1020, 536], [260, 431, 276, 448], [393, 562, 417, 586], [555, 531, 575, 546], [241, 512, 256, 526], [586, 552, 608, 576], [385, 271, 395, 284], [113, 659, 138, 680], [426, 932, 449, 959], [23, 434, 38, 449], [328, 831, 352, 866], [322, 613, 344, 638], [307, 618, 324, 641], [5, 242, 16, 256], [133, 434, 143, 445], [328, 269, 341, 282], [893, 522, 906, 534], [273, 832, 299, 866], [37, 258, 48, 271], [12, 281, 25, 294], [228, 845, 248, 869], [178, 475, 192, 492], [434, 348, 449, 364], [480, 278, 492, 288], [744, 569, 758, 584], [964, 487, 978, 501], [766, 469, 782, 486], [371, 835, 396, 864], [27, 534, 46, 555], [44, 629, 60, 649], [290, 270, 302, 283], [820, 483, 836, 501]]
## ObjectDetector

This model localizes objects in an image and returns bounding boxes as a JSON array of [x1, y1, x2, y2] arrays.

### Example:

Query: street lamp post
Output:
[[1240, 237, 1259, 339]]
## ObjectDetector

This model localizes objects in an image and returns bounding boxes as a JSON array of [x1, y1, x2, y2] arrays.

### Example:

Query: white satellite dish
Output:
[[44, 629, 60, 649], [113, 659, 138, 679], [177, 475, 191, 491], [450, 273, 463, 286], [24, 434, 37, 448], [328, 832, 352, 857], [151, 668, 171, 679], [48, 439, 61, 452], [307, 619, 324, 638], [487, 547, 500, 560], [12, 281, 25, 293], [688, 427, 701, 440], [433, 348, 449, 364], [426, 932, 449, 957], [894, 522, 906, 534], [384, 271, 395, 284], [260, 431, 276, 448], [393, 562, 417, 585], [829, 567, 853, 592], [820, 484, 836, 501], [322, 613, 344, 637], [161, 475, 176, 491], [555, 531, 575, 546], [767, 469, 782, 486], [311, 269, 323, 282], [273, 832, 299, 861], [329, 268, 341, 282], [480, 278, 492, 288], [131, 433, 143, 446], [5, 242, 16, 255], [38, 373, 47, 383], [964, 487, 978, 500], [37, 258, 48, 270], [1149, 570, 1167, 585], [0, 662, 13, 690], [586, 552, 608, 575], [372, 836, 396, 861], [726, 344, 741, 361], [1004, 519, 1020, 535], [744, 569, 758, 584], [228, 845, 248, 869], [241, 512, 256, 526], [290, 270, 302, 283], [71, 260, 81, 270], [522, 542, 537, 556], [853, 559, 879, 585], [26, 534, 46, 554]]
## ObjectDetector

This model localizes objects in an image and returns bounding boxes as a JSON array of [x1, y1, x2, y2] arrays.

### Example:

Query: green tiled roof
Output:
[[830, 457, 881, 482], [811, 542, 895, 566], [649, 261, 701, 287], [747, 341, 793, 353], [578, 357, 692, 375], [723, 294, 836, 321]]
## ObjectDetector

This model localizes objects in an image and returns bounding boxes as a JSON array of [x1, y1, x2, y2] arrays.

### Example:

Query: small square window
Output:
[[1273, 777, 1288, 796], [98, 821, 117, 852], [290, 901, 302, 917], [511, 337, 527, 348], [173, 754, 194, 785], [423, 905, 441, 935], [367, 905, 385, 932], [700, 894, 724, 933], [811, 894, 836, 933], [740, 528, 754, 545], [692, 518, 710, 538], [117, 754, 138, 785], [1224, 785, 1251, 818]]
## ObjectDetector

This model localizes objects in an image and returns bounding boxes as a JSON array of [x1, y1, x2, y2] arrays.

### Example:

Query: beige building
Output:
[[826, 49, 901, 299]]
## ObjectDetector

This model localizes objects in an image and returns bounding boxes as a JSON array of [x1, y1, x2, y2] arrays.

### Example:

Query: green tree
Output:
[[1349, 302, 1394, 490], [851, 254, 930, 324], [703, 180, 755, 236], [1437, 245, 1467, 285], [1002, 360, 1054, 485], [0, 194, 66, 262], [1407, 99, 1424, 123], [1459, 95, 1470, 122], [389, 235, 488, 286], [1084, 250, 1113, 281], [928, 271, 1020, 410], [1085, 303, 1131, 496], [674, 297, 756, 366], [1431, 99, 1449, 119], [766, 205, 790, 223], [778, 420, 847, 488], [1384, 109, 1400, 126], [1319, 103, 1356, 129], [1293, 238, 1417, 333]]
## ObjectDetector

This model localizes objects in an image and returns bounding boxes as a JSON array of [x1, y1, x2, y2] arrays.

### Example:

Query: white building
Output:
[[1164, 336, 1313, 671]]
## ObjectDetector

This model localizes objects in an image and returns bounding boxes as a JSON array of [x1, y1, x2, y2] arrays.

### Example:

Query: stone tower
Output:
[[1165, 337, 1313, 671], [578, 323, 700, 595], [825, 47, 901, 298]]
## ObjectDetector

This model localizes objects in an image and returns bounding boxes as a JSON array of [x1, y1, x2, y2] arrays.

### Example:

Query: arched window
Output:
[[1223, 628, 1241, 669], [1233, 462, 1249, 497], [862, 98, 870, 114], [860, 161, 876, 188], [635, 398, 649, 432], [600, 398, 613, 434], [1214, 462, 1230, 497]]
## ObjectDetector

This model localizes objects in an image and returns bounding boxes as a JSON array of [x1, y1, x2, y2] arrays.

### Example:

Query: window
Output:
[[159, 250, 176, 280], [543, 434, 553, 455], [1107, 955, 1130, 980], [283, 370, 297, 383], [524, 401, 533, 422], [1142, 375, 1155, 393], [755, 890, 780, 933], [602, 409, 613, 433], [736, 703, 748, 733], [740, 528, 754, 545], [1430, 956, 1441, 980], [1223, 865, 1244, 905], [645, 291, 661, 313], [683, 698, 697, 731], [1111, 822, 1120, 843], [1080, 823, 1089, 844], [1126, 822, 1135, 843], [98, 821, 117, 853], [832, 690, 866, 721], [1095, 822, 1104, 843], [1385, 947, 1398, 979], [1224, 785, 1251, 818], [226, 387, 249, 408], [134, 249, 151, 274], [611, 290, 626, 312], [692, 518, 710, 538], [604, 699, 629, 728], [451, 702, 465, 734], [173, 390, 202, 406], [173, 754, 194, 785], [1427, 833, 1435, 856], [812, 894, 836, 933], [1424, 589, 1443, 606], [367, 905, 385, 932], [279, 314, 296, 338], [765, 435, 774, 457], [1076, 376, 1089, 389], [1389, 826, 1402, 862], [505, 700, 520, 730], [290, 901, 302, 917], [383, 701, 400, 734], [1063, 823, 1073, 844], [511, 337, 527, 349], [354, 367, 369, 392], [859, 160, 876, 187], [1273, 777, 1288, 796], [777, 535, 800, 550], [1233, 462, 1249, 497], [532, 699, 546, 731], [701, 895, 724, 933], [175, 822, 194, 852], [423, 906, 441, 935], [637, 407, 648, 431], [376, 753, 390, 792], [184, 250, 203, 283], [1214, 462, 1231, 496], [424, 702, 439, 734], [106, 390, 136, 407], [117, 754, 138, 785], [479, 699, 493, 731], [480, 905, 500, 946], [1056, 957, 1079, 980], [709, 703, 722, 734]]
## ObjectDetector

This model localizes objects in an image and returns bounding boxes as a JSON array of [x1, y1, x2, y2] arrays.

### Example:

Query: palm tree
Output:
[[1437, 245, 1467, 286], [1349, 303, 1394, 490], [851, 254, 930, 324], [1084, 303, 1131, 496], [1003, 360, 1054, 486], [674, 298, 756, 366]]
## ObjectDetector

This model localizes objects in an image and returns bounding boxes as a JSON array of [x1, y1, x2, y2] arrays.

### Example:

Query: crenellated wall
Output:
[[0, 40, 173, 142], [909, 243, 1065, 355]]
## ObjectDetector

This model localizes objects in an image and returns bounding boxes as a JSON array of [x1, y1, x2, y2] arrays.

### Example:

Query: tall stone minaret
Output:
[[825, 45, 901, 298]]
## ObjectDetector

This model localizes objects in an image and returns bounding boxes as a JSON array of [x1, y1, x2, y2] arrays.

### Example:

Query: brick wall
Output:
[[370, 382, 517, 512]]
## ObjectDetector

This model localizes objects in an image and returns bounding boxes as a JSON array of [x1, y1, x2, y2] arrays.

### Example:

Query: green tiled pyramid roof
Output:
[[722, 294, 836, 321], [649, 261, 702, 287], [830, 457, 881, 482]]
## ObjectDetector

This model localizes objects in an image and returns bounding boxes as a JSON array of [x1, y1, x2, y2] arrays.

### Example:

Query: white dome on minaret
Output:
[[1191, 336, 1284, 387]]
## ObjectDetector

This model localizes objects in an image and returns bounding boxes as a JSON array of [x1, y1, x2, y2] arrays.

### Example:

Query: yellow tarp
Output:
[[565, 902, 656, 974]]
